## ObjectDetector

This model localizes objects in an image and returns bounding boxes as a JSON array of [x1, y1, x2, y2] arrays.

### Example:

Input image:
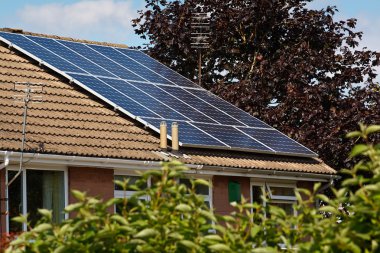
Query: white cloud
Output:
[[16, 0, 145, 45]]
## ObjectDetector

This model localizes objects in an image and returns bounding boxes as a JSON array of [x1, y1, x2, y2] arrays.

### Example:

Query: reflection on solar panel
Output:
[[0, 31, 317, 157]]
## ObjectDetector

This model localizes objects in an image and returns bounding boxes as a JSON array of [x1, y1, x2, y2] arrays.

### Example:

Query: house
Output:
[[0, 28, 336, 234]]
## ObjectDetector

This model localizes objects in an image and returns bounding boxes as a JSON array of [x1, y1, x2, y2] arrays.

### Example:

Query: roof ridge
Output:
[[0, 28, 129, 48]]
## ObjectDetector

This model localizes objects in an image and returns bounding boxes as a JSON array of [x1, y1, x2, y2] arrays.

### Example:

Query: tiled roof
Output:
[[0, 29, 336, 175]]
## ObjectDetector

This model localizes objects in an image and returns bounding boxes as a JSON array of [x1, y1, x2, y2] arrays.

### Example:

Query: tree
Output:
[[133, 0, 380, 170], [5, 125, 380, 252]]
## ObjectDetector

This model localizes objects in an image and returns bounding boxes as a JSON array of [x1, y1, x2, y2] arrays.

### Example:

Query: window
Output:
[[251, 181, 296, 216], [7, 166, 67, 232], [179, 178, 212, 208], [113, 173, 150, 214]]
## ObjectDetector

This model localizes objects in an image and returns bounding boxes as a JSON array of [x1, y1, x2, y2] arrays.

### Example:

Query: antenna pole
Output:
[[191, 8, 210, 87], [8, 82, 43, 187], [198, 49, 202, 86]]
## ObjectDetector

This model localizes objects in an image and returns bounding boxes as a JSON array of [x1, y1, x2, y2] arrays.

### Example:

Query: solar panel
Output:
[[0, 31, 317, 157]]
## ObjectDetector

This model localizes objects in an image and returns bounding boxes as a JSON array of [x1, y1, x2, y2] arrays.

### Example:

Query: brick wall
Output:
[[212, 176, 250, 216], [68, 167, 114, 215]]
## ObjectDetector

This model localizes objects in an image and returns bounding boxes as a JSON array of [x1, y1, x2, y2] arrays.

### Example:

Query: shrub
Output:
[[5, 124, 380, 252]]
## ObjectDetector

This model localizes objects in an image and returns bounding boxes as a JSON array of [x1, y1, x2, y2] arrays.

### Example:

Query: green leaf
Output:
[[12, 215, 27, 224], [53, 245, 66, 253], [203, 234, 223, 241], [319, 206, 337, 213], [38, 209, 52, 220], [346, 131, 362, 138], [134, 228, 159, 238], [168, 232, 183, 240], [209, 243, 231, 252], [179, 240, 199, 249], [64, 202, 83, 212], [33, 223, 52, 233], [350, 144, 368, 157], [250, 226, 260, 238], [175, 204, 192, 212], [252, 247, 278, 253], [111, 215, 129, 226], [316, 194, 330, 203], [71, 190, 86, 201], [365, 125, 380, 135], [194, 179, 210, 187]]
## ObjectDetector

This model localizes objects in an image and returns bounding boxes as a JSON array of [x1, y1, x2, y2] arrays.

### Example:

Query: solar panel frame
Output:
[[0, 31, 318, 158]]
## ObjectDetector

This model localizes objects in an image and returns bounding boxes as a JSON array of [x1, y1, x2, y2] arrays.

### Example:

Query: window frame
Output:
[[113, 171, 151, 213], [5, 164, 68, 232], [178, 175, 213, 209], [250, 180, 297, 216]]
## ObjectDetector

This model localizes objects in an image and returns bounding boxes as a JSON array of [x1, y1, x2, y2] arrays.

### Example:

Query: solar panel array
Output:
[[0, 31, 317, 157]]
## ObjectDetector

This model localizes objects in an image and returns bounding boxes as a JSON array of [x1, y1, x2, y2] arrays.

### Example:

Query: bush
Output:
[[5, 124, 380, 252]]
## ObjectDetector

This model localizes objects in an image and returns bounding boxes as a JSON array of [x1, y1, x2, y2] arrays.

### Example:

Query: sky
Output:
[[0, 0, 379, 79]]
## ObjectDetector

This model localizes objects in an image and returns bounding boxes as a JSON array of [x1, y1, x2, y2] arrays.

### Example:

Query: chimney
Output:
[[160, 121, 167, 150], [171, 122, 179, 152]]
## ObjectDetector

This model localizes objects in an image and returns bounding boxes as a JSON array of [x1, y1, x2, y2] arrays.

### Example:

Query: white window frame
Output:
[[250, 180, 297, 216], [112, 172, 213, 212], [5, 164, 68, 232]]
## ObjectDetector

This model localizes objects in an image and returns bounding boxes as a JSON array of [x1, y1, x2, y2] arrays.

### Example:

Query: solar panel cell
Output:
[[116, 48, 198, 88]]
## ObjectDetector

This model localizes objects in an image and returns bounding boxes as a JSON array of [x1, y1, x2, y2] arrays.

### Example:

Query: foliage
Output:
[[133, 0, 380, 169], [5, 125, 380, 252]]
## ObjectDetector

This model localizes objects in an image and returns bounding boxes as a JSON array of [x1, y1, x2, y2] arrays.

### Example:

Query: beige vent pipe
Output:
[[160, 121, 167, 150], [171, 122, 179, 151]]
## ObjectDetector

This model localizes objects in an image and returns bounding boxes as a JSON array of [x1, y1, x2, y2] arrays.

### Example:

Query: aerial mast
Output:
[[191, 6, 210, 86]]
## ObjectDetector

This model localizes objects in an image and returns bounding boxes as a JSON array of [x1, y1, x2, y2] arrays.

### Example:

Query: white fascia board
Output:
[[0, 151, 337, 182]]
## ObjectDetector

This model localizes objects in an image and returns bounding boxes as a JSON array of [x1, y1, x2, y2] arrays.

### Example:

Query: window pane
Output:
[[251, 185, 263, 204], [8, 171, 22, 232], [114, 175, 146, 190], [271, 202, 294, 215], [115, 199, 146, 215], [269, 186, 295, 197], [179, 178, 209, 195], [27, 170, 65, 226]]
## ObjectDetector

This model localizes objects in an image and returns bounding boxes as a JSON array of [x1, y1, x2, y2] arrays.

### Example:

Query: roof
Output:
[[0, 29, 336, 175]]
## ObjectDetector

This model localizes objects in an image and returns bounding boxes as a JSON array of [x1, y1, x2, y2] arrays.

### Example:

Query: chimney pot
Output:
[[171, 122, 179, 151], [160, 121, 167, 150]]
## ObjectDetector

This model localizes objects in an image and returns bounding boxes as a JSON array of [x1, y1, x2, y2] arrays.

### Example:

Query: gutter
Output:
[[0, 151, 337, 182], [0, 151, 10, 170]]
